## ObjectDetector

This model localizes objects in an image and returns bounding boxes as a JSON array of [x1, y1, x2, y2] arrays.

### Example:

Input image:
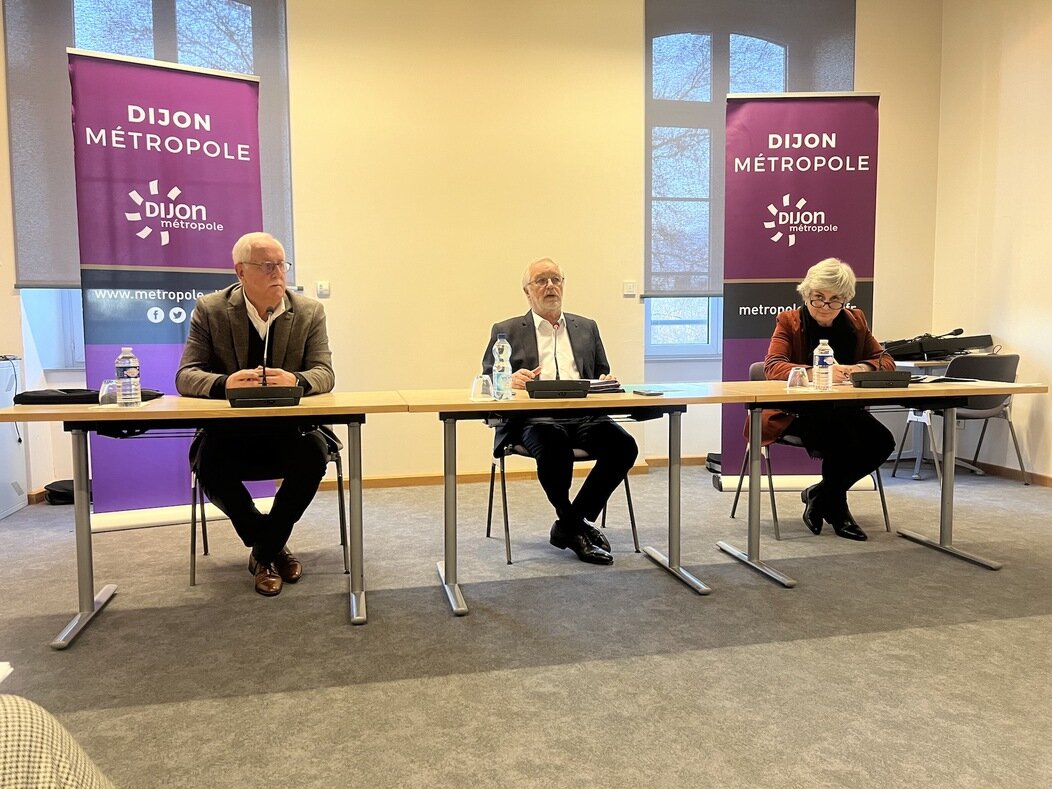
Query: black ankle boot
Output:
[[800, 484, 824, 535], [826, 503, 867, 541]]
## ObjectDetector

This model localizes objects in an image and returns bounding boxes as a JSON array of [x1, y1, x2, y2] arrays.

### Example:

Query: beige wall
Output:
[[855, 0, 943, 340], [0, 28, 22, 369], [932, 0, 1052, 474], [286, 0, 645, 477]]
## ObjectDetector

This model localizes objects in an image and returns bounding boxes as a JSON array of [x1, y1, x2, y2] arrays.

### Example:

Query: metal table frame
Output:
[[433, 402, 708, 616], [717, 393, 1002, 588], [53, 411, 370, 649]]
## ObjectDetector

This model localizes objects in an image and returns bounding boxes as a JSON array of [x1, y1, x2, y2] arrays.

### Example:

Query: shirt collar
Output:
[[246, 293, 288, 338], [531, 310, 566, 333]]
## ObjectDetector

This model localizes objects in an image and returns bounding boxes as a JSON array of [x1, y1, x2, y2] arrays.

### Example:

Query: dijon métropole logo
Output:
[[124, 179, 224, 247], [762, 193, 838, 247]]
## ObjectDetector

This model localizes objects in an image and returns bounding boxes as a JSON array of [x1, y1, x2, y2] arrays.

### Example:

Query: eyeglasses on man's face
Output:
[[809, 296, 845, 310], [529, 275, 564, 288], [243, 260, 292, 275]]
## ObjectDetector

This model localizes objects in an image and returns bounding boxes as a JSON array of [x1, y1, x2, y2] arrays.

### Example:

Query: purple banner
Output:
[[721, 94, 879, 474], [69, 52, 263, 512]]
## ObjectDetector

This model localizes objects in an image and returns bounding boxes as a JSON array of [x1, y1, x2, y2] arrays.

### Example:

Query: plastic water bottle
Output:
[[812, 339, 836, 391], [115, 346, 141, 407], [492, 333, 513, 400]]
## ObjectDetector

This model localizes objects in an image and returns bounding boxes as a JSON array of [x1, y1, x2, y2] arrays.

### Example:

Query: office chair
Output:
[[486, 431, 639, 565], [891, 353, 1029, 485], [730, 362, 891, 539], [189, 425, 349, 585]]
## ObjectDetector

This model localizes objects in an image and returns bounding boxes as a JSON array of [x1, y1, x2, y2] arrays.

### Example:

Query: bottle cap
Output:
[[121, 346, 132, 352], [496, 333, 506, 341]]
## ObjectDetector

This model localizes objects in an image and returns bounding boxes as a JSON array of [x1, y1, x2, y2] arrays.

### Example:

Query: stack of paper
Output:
[[588, 378, 624, 394]]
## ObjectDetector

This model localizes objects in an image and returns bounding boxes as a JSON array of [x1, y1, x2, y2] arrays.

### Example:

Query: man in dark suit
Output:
[[176, 232, 335, 596], [482, 257, 637, 565]]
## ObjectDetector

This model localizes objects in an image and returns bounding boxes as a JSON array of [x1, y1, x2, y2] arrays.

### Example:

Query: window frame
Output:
[[642, 0, 855, 362]]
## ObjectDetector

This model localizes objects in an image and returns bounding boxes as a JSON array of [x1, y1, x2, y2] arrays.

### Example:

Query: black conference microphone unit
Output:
[[261, 305, 275, 386], [227, 303, 304, 408], [882, 327, 992, 361]]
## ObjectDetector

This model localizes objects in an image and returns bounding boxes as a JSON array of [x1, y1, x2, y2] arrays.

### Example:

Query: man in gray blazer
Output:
[[482, 257, 637, 565], [176, 232, 335, 596]]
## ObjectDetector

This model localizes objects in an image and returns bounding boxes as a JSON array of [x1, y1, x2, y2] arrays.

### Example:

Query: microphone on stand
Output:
[[552, 321, 562, 380], [227, 300, 302, 408], [930, 327, 964, 339], [261, 305, 276, 386]]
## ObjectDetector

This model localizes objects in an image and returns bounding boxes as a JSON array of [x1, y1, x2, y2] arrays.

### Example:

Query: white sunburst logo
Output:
[[125, 180, 213, 246], [763, 193, 836, 247]]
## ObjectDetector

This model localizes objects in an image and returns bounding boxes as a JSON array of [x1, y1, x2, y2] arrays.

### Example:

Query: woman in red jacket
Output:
[[762, 258, 897, 541]]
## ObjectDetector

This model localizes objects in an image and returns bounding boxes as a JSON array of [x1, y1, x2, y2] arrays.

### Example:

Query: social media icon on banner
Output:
[[147, 307, 164, 323], [169, 307, 187, 323]]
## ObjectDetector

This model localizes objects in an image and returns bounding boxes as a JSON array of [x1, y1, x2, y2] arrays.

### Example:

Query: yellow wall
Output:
[[286, 0, 645, 477], [0, 29, 22, 363], [855, 0, 943, 340], [932, 0, 1052, 474]]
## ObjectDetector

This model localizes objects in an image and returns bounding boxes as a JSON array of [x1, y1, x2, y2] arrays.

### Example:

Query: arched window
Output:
[[644, 0, 854, 364]]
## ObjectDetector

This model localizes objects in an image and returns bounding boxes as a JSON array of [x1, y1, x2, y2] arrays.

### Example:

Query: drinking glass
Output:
[[786, 367, 810, 391], [470, 374, 494, 401], [98, 379, 119, 405]]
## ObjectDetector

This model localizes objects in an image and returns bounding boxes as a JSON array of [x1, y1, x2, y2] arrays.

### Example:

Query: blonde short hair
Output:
[[796, 257, 856, 302]]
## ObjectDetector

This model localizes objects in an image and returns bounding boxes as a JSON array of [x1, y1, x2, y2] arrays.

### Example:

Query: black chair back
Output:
[[944, 353, 1019, 415]]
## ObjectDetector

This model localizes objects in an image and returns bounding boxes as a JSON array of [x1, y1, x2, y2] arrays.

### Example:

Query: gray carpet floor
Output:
[[2, 466, 1051, 788]]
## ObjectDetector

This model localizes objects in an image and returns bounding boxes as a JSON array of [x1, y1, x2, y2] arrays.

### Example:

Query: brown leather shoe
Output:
[[274, 546, 303, 583], [248, 554, 283, 596]]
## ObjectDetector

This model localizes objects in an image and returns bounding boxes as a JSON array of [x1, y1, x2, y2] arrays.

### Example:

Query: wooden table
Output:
[[400, 384, 756, 615], [0, 391, 407, 647], [719, 379, 1048, 587]]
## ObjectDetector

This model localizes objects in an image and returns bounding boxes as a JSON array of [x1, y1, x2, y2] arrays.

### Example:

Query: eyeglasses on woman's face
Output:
[[809, 295, 845, 310]]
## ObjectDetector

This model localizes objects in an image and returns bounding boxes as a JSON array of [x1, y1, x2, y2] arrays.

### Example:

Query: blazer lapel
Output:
[[271, 299, 293, 367], [227, 286, 251, 370], [565, 314, 589, 378], [519, 311, 540, 369]]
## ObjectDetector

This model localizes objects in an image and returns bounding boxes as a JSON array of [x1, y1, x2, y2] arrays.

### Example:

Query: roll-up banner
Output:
[[721, 93, 879, 476], [68, 50, 263, 512]]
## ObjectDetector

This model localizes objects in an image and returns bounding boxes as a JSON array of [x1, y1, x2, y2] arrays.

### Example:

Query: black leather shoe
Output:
[[550, 521, 613, 565], [828, 510, 868, 541], [580, 521, 611, 553], [800, 485, 824, 535]]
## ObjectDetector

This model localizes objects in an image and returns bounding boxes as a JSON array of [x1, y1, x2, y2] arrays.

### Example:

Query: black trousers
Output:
[[518, 417, 638, 526], [782, 406, 895, 510], [192, 426, 329, 563]]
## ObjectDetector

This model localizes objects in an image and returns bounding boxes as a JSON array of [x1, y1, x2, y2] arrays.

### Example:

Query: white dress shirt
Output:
[[532, 311, 581, 380], [246, 295, 287, 340]]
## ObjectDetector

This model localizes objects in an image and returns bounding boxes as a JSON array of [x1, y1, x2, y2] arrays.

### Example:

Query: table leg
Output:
[[436, 417, 468, 615], [898, 406, 1002, 569], [911, 416, 926, 479], [347, 422, 367, 624], [50, 429, 117, 649], [643, 410, 711, 594], [717, 408, 797, 587]]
